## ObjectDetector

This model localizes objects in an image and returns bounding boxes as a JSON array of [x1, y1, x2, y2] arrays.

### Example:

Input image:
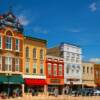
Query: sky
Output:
[[0, 0, 100, 62]]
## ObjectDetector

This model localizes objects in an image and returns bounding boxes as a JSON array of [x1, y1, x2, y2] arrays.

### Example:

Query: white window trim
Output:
[[15, 58, 20, 72], [5, 36, 12, 50], [5, 57, 12, 71], [25, 62, 30, 74]]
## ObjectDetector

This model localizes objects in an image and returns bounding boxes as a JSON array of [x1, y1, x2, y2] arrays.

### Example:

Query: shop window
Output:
[[33, 48, 36, 59], [48, 63, 52, 76], [40, 49, 43, 60], [26, 47, 29, 58], [33, 63, 37, 74], [40, 64, 44, 74], [15, 58, 20, 71], [0, 36, 2, 49], [0, 56, 2, 71], [15, 39, 20, 51], [53, 64, 57, 76], [58, 64, 63, 76], [25, 62, 30, 74], [5, 57, 12, 71]]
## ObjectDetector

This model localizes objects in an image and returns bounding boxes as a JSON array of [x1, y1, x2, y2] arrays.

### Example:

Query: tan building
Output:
[[23, 36, 47, 95], [82, 61, 95, 87]]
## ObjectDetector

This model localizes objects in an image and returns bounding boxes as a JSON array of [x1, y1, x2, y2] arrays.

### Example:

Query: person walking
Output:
[[54, 88, 58, 97]]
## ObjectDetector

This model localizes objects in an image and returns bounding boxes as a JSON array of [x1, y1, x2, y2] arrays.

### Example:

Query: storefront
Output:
[[24, 78, 47, 95], [0, 74, 23, 97]]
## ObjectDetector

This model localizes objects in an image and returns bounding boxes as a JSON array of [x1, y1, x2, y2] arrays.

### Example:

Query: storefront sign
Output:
[[50, 79, 60, 83]]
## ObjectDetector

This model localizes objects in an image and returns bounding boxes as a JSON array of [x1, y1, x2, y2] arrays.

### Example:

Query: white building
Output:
[[47, 42, 82, 86]]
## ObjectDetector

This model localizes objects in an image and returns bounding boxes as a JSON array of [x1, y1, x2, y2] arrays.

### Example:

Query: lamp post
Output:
[[6, 73, 12, 98]]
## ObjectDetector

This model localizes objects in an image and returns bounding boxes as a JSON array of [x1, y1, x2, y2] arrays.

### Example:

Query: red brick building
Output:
[[46, 55, 64, 94], [0, 11, 24, 96], [94, 64, 100, 87]]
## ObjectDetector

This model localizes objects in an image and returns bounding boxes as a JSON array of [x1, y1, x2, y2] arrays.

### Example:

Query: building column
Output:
[[44, 85, 48, 95], [22, 84, 25, 97]]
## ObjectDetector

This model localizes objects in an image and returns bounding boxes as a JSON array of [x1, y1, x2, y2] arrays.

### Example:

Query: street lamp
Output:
[[6, 73, 12, 98]]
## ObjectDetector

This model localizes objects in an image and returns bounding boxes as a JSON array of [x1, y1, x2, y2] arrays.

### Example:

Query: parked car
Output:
[[94, 90, 100, 96]]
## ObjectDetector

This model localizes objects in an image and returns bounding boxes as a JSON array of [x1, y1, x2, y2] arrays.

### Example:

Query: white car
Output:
[[94, 90, 100, 96]]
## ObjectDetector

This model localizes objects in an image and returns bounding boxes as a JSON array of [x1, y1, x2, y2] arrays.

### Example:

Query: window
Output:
[[48, 63, 52, 76], [6, 36, 12, 50], [83, 66, 85, 73], [33, 63, 37, 74], [15, 58, 20, 71], [66, 64, 70, 73], [26, 47, 29, 58], [91, 67, 93, 73], [5, 57, 12, 71], [0, 36, 2, 49], [53, 64, 57, 76], [15, 39, 20, 51], [40, 64, 44, 74], [87, 67, 89, 73], [0, 56, 2, 70], [33, 48, 36, 59], [25, 62, 30, 73], [58, 64, 63, 76], [40, 49, 43, 60]]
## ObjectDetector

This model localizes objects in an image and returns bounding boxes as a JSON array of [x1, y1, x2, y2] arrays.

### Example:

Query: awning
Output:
[[24, 78, 47, 86], [0, 75, 23, 84]]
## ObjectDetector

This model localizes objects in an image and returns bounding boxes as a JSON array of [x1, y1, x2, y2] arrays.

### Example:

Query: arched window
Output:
[[40, 49, 43, 60], [6, 31, 13, 50], [33, 48, 36, 59], [26, 47, 29, 58]]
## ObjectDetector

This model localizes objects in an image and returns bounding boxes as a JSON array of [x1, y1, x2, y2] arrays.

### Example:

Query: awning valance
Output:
[[24, 78, 47, 86], [0, 75, 23, 84]]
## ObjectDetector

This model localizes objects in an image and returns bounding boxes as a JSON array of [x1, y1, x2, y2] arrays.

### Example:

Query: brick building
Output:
[[0, 11, 24, 96], [46, 55, 64, 94]]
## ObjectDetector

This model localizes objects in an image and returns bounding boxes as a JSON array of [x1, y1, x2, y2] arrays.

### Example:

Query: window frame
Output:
[[15, 39, 20, 51], [0, 35, 2, 49]]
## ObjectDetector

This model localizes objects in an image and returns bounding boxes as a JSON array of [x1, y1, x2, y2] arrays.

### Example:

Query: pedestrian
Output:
[[54, 88, 58, 97]]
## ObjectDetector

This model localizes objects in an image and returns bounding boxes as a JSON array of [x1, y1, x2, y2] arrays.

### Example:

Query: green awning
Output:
[[0, 75, 23, 84]]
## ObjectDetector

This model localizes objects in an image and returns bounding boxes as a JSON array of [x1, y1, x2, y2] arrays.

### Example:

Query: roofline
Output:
[[24, 35, 47, 43]]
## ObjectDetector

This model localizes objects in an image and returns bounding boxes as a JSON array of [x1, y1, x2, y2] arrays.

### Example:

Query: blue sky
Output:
[[0, 0, 100, 62]]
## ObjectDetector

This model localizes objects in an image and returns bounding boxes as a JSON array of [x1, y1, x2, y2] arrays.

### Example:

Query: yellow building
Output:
[[23, 36, 47, 95], [82, 61, 95, 87]]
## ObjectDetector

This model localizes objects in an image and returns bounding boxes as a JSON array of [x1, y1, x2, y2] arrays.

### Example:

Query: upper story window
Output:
[[0, 36, 2, 49], [87, 67, 89, 73], [91, 67, 93, 73], [53, 64, 57, 76], [25, 62, 30, 74], [15, 58, 20, 72], [83, 66, 85, 73], [15, 39, 20, 51], [33, 48, 36, 59], [40, 49, 43, 60], [0, 56, 2, 71], [48, 63, 52, 76], [5, 31, 13, 50], [40, 64, 44, 75], [58, 64, 63, 76], [26, 47, 29, 58], [6, 36, 12, 50], [5, 57, 12, 71], [33, 63, 37, 74]]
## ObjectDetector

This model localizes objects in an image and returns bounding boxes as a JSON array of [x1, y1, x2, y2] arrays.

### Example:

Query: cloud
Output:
[[18, 15, 30, 26], [89, 58, 100, 63], [89, 2, 97, 12], [67, 28, 81, 33], [33, 26, 48, 34]]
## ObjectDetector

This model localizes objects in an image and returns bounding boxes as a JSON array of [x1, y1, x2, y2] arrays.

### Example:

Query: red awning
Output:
[[24, 78, 47, 86]]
